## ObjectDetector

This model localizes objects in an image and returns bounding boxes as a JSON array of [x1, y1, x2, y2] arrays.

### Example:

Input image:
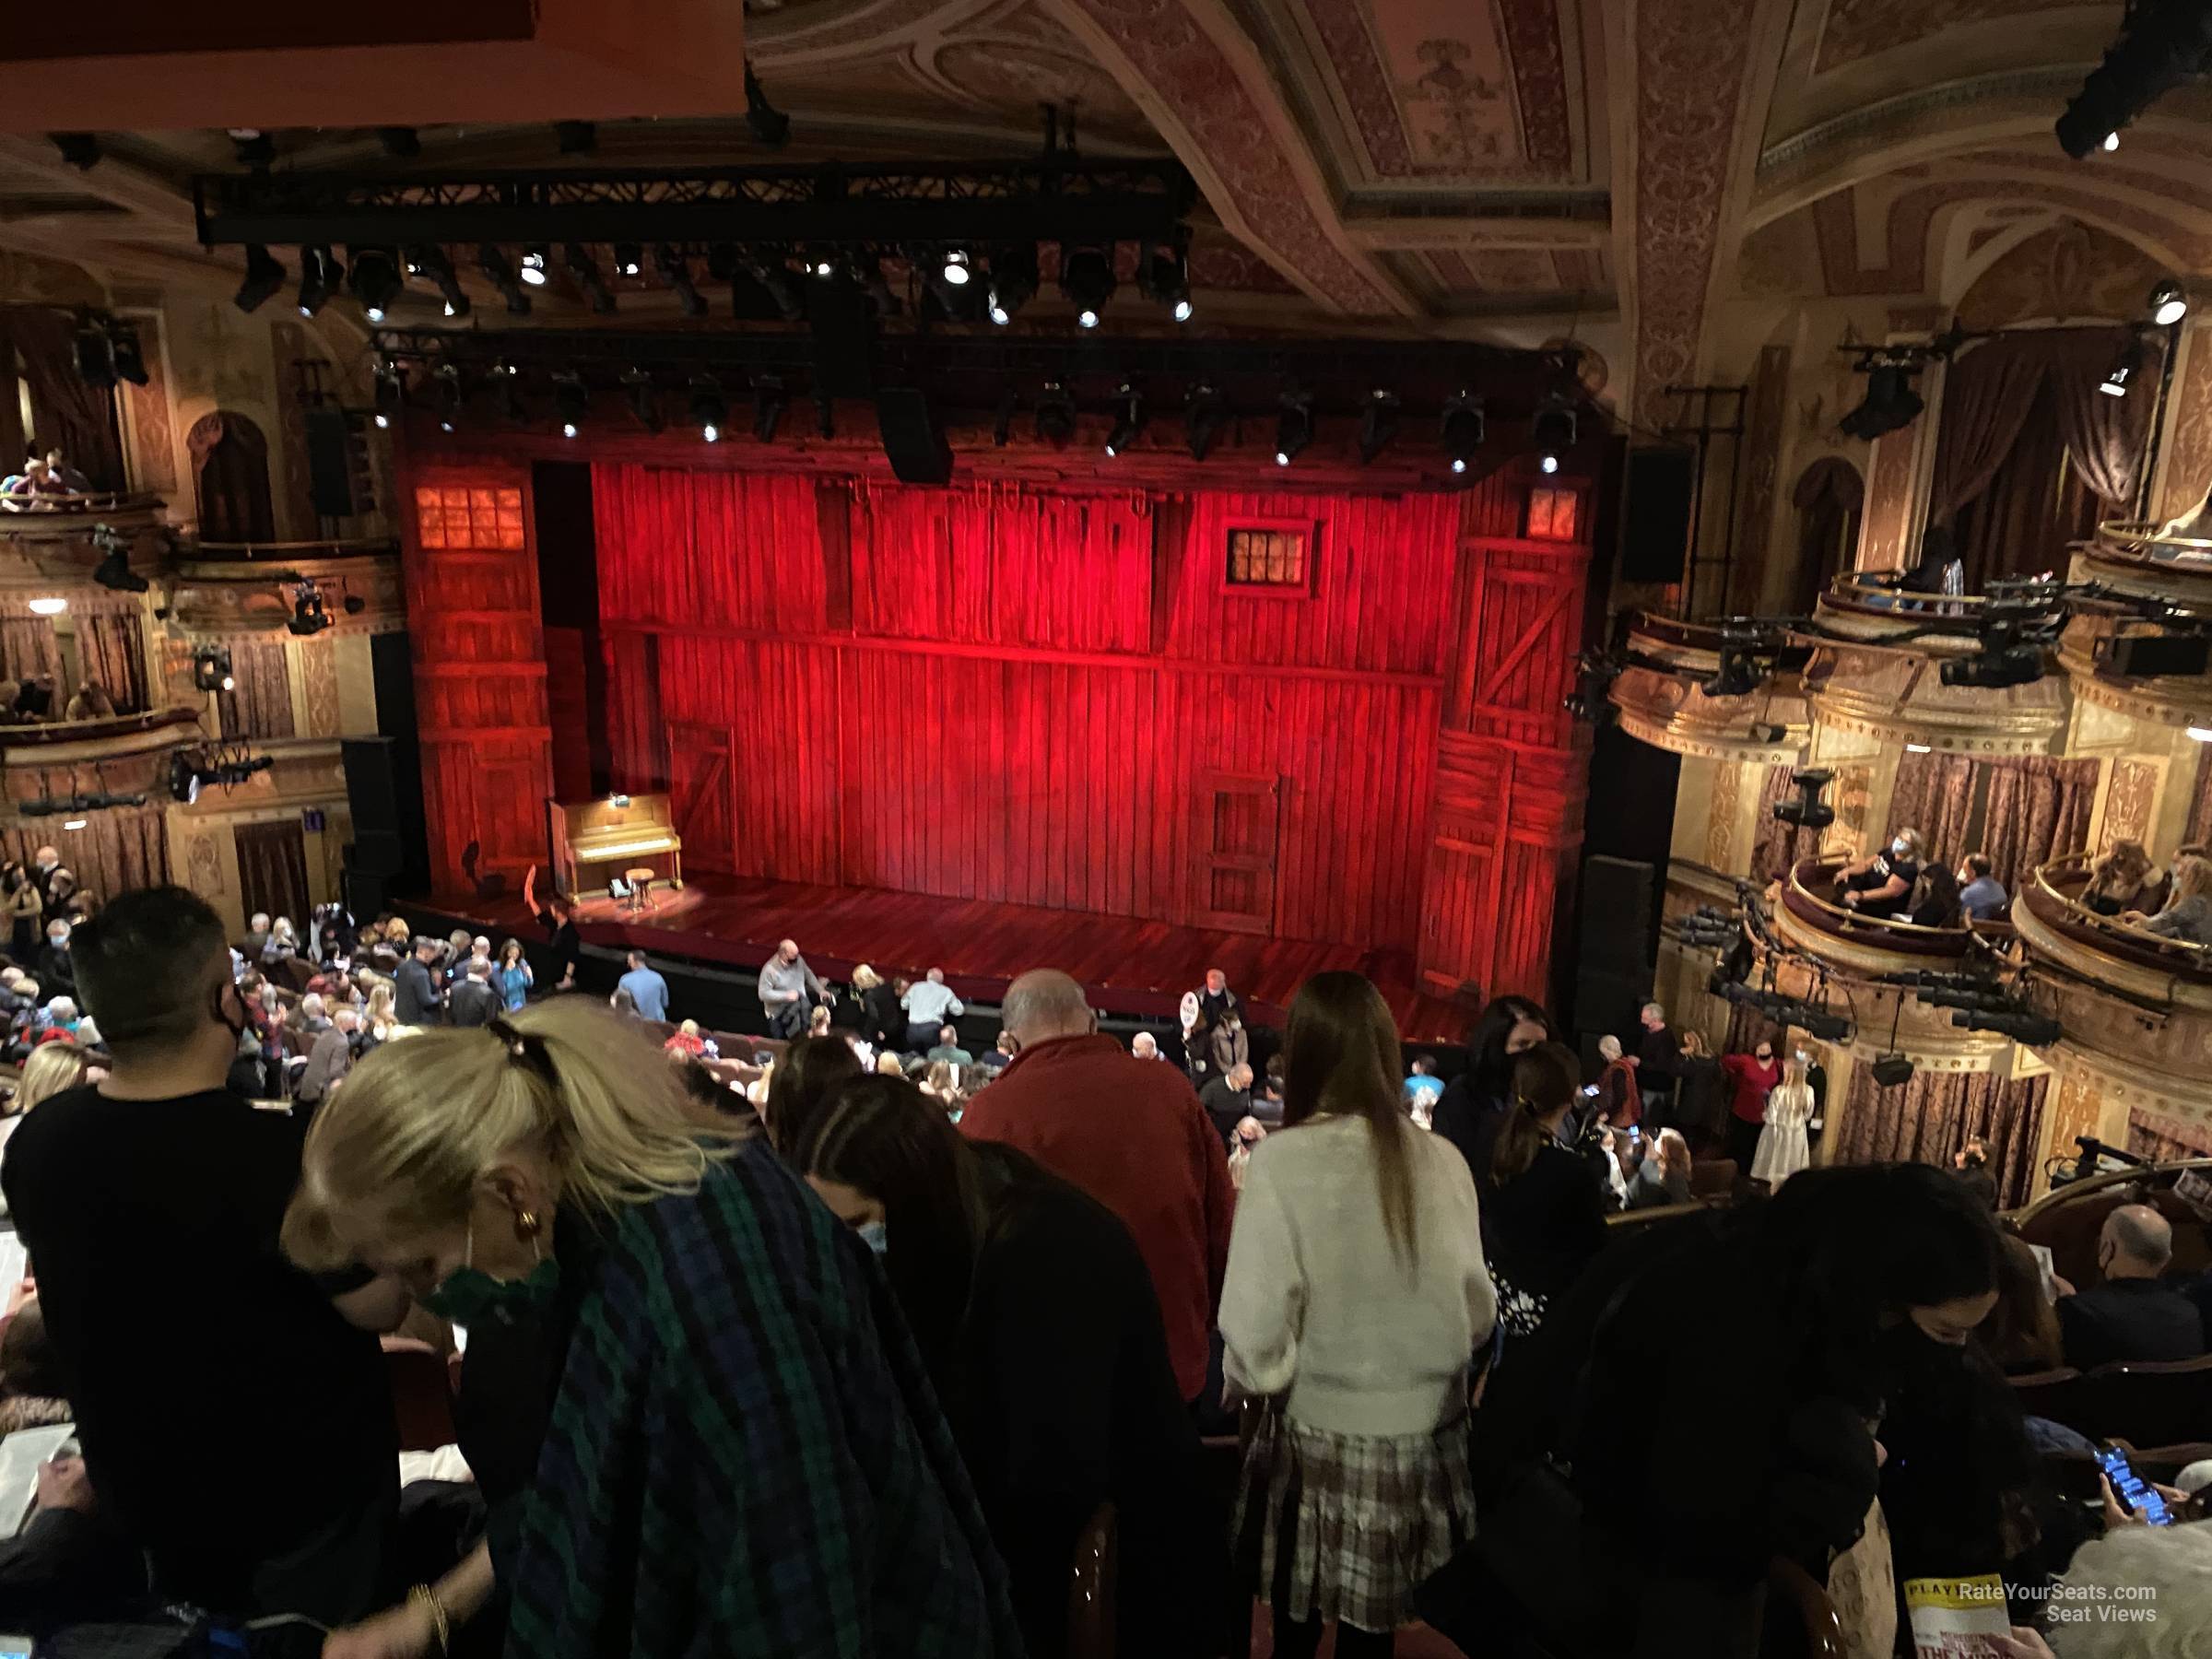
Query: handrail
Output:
[[0, 706, 201, 749], [0, 492, 163, 517], [187, 537, 397, 561], [1787, 855, 1972, 940], [1822, 570, 1988, 618], [2089, 520, 2212, 560]]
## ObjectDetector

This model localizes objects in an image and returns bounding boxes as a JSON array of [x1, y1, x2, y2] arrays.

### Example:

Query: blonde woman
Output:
[[2134, 853, 2212, 947], [284, 1000, 1020, 1659], [358, 983, 397, 1054], [0, 1042, 92, 1214], [1752, 1056, 1816, 1186], [2086, 840, 2156, 917], [853, 963, 901, 1052]]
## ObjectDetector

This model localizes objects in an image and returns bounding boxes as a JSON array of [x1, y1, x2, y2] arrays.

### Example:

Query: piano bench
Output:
[[624, 866, 657, 912]]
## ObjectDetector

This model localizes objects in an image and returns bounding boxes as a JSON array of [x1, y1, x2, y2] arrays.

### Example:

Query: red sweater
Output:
[[959, 1032, 1233, 1401], [1720, 1053, 1782, 1124]]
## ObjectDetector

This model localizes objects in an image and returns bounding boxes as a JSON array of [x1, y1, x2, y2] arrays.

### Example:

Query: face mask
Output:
[[419, 1218, 562, 1326], [1890, 841, 1908, 858], [855, 1219, 889, 1257]]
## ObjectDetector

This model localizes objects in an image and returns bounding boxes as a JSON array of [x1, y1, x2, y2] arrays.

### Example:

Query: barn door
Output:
[[1418, 817, 1498, 998], [666, 722, 735, 873], [1194, 771, 1280, 935]]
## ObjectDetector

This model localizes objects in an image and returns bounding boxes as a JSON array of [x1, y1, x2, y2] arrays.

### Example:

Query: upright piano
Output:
[[548, 794, 685, 899]]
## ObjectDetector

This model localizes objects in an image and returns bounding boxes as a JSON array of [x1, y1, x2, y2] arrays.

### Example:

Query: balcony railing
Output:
[[185, 537, 398, 563], [0, 706, 203, 751], [2022, 853, 2212, 985], [1777, 855, 1979, 962]]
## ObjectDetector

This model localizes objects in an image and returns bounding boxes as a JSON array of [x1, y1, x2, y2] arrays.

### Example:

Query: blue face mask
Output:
[[855, 1219, 889, 1257]]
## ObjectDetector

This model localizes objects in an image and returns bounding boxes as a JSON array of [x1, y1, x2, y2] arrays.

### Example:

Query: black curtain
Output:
[[236, 819, 311, 929]]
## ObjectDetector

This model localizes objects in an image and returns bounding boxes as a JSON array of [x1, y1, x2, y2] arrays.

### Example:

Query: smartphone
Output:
[[1630, 1126, 1642, 1142], [0, 1635, 32, 1659], [2098, 1442, 2174, 1526]]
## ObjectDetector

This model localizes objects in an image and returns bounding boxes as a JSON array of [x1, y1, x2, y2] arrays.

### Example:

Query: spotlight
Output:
[[519, 247, 550, 288], [555, 120, 596, 155], [920, 248, 984, 323], [288, 578, 335, 637], [91, 526, 147, 594], [1034, 381, 1077, 447], [373, 360, 404, 430], [1351, 389, 1401, 465], [488, 360, 524, 423], [1182, 383, 1229, 462], [656, 246, 706, 318], [478, 245, 531, 315], [1061, 244, 1115, 329], [1274, 389, 1312, 467], [169, 752, 204, 805], [2054, 2, 2212, 159], [297, 246, 340, 317], [987, 244, 1038, 325], [1103, 382, 1145, 457], [229, 128, 276, 168], [753, 374, 788, 441], [1138, 240, 1192, 323], [1939, 645, 2046, 688], [1532, 391, 1578, 473], [74, 319, 114, 387], [433, 363, 464, 432], [51, 133, 100, 171], [347, 248, 403, 324], [1700, 641, 1764, 700], [2151, 278, 2189, 326], [1836, 361, 1922, 441], [1772, 768, 1835, 830], [377, 126, 420, 159], [565, 243, 617, 314], [233, 244, 285, 314], [623, 367, 662, 432], [2102, 335, 2145, 397], [745, 62, 793, 147], [192, 644, 234, 694], [690, 374, 727, 442], [941, 249, 973, 288], [809, 251, 837, 280], [1870, 1053, 1916, 1088], [107, 324, 147, 388], [1949, 1007, 2064, 1046], [26, 598, 66, 618], [613, 242, 644, 279], [1438, 389, 1484, 473], [2103, 130, 2123, 152], [412, 245, 470, 320], [551, 371, 589, 439], [750, 259, 806, 321]]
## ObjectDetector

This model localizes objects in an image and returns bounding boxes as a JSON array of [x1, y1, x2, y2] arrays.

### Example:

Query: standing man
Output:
[[1195, 968, 1238, 1031], [394, 936, 443, 1027], [295, 1006, 359, 1112], [36, 920, 76, 1004], [959, 970, 1233, 1409], [522, 865, 580, 992], [243, 912, 273, 962], [900, 967, 964, 1053], [617, 950, 671, 1023], [759, 938, 827, 1040], [1635, 1001, 1677, 1130], [2, 887, 401, 1625], [448, 959, 502, 1029], [1719, 1038, 1781, 1175]]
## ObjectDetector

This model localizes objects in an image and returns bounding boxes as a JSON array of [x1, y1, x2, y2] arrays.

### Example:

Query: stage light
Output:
[[809, 252, 837, 280], [2103, 130, 2122, 151], [488, 360, 524, 423], [288, 578, 335, 637], [297, 246, 339, 317], [1274, 389, 1312, 467], [1532, 392, 1577, 473], [1773, 768, 1834, 830], [860, 262, 901, 319], [1837, 364, 1922, 441], [347, 248, 403, 323], [920, 249, 984, 324], [565, 243, 618, 314], [519, 247, 550, 288], [1940, 645, 2045, 688], [1184, 382, 1228, 462], [1870, 1053, 1916, 1088], [552, 370, 589, 439], [433, 362, 464, 432], [229, 128, 276, 168], [1138, 240, 1192, 323], [1438, 389, 1484, 473], [1035, 381, 1077, 447], [412, 245, 470, 320], [613, 242, 644, 279], [941, 249, 972, 287], [478, 245, 531, 315], [1061, 245, 1115, 329], [88, 523, 146, 593], [2151, 278, 2189, 325], [746, 62, 793, 147], [373, 360, 404, 430], [26, 598, 66, 618], [378, 126, 420, 159], [993, 391, 1017, 447], [192, 644, 234, 694], [690, 375, 727, 442], [753, 374, 788, 441], [656, 246, 706, 318], [1103, 382, 1145, 457], [107, 324, 147, 388], [751, 260, 806, 321], [233, 244, 285, 314], [2102, 335, 2145, 397], [2055, 0, 2212, 159], [555, 121, 596, 155], [623, 367, 662, 432], [987, 243, 1038, 325], [168, 752, 201, 806], [51, 133, 100, 171], [1353, 389, 1400, 465], [74, 319, 114, 388]]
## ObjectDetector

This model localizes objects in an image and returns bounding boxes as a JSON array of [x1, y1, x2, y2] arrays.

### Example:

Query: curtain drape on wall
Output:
[[1927, 337, 2052, 526], [2047, 327, 2163, 506], [74, 610, 147, 712], [1885, 749, 1979, 864], [2186, 751, 2212, 850], [0, 618, 61, 688], [1982, 758, 2099, 894], [235, 818, 311, 927], [218, 641, 294, 739], [0, 308, 123, 490], [1953, 377, 2102, 591], [2126, 1112, 2209, 1162], [0, 807, 168, 907], [1837, 1065, 2049, 1206]]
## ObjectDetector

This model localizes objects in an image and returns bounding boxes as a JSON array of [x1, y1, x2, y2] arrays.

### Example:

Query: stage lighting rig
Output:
[[748, 258, 806, 322], [689, 374, 727, 443], [1184, 383, 1228, 462], [656, 246, 706, 319], [752, 374, 788, 441], [378, 127, 420, 159], [373, 360, 405, 430], [108, 324, 147, 388], [1274, 389, 1313, 467], [1438, 390, 1483, 474], [433, 363, 465, 432], [477, 245, 531, 315], [1562, 647, 1622, 725], [229, 128, 276, 169], [551, 370, 589, 439], [1950, 1006, 2064, 1047], [288, 578, 335, 637], [555, 121, 596, 156], [233, 244, 284, 314], [1531, 392, 1576, 475], [1838, 356, 1925, 441], [614, 243, 645, 279], [192, 644, 235, 694], [519, 247, 550, 288], [1939, 588, 2064, 688], [1137, 237, 1193, 323], [2056, 0, 2212, 159], [1061, 245, 1115, 329], [1717, 981, 1853, 1041], [170, 745, 273, 805], [347, 248, 403, 323], [52, 133, 100, 171], [565, 244, 617, 315], [2151, 278, 2190, 326], [987, 244, 1038, 325], [623, 367, 663, 432], [90, 524, 147, 594], [1103, 382, 1145, 458], [1351, 389, 1401, 465], [1772, 768, 1835, 832], [488, 360, 524, 424], [2101, 333, 2147, 398], [297, 246, 339, 318], [1034, 381, 1077, 447]]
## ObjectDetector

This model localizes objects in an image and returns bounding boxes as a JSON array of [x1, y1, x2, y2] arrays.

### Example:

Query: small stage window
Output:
[[1225, 523, 1312, 594], [417, 485, 526, 551]]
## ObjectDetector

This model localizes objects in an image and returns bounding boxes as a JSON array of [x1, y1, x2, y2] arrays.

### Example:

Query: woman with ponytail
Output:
[[1218, 971, 1494, 1659], [283, 998, 1021, 1659], [1481, 1041, 1609, 1338]]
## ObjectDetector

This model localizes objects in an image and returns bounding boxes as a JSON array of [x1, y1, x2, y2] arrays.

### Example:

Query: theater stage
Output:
[[427, 872, 1471, 1041]]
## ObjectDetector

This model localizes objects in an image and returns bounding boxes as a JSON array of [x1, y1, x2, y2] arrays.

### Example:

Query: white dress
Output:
[[1752, 1081, 1814, 1185]]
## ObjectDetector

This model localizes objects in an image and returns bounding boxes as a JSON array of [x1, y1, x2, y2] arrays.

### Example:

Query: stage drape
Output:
[[1885, 749, 1979, 866], [0, 614, 60, 688], [0, 308, 122, 490], [0, 806, 168, 910], [1981, 758, 2098, 895], [1954, 378, 2102, 590], [75, 608, 147, 712], [2187, 752, 2212, 850], [1930, 328, 2156, 523], [235, 818, 311, 927], [218, 641, 294, 739], [1837, 1065, 2048, 1207], [2127, 1112, 2209, 1162], [1928, 338, 2051, 529]]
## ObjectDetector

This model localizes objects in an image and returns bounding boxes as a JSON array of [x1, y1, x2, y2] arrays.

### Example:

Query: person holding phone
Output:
[[1481, 1042, 1610, 1335]]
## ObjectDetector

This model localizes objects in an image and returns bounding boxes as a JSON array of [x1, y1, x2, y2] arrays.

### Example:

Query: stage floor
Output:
[[430, 872, 1471, 1041]]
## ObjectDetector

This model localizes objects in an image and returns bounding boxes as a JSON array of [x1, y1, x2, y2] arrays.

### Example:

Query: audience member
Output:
[[1220, 971, 1493, 1659], [63, 680, 115, 722], [6, 458, 66, 500], [28, 846, 60, 905], [1751, 1053, 1814, 1186], [358, 982, 398, 1054], [1719, 1035, 1780, 1174], [1672, 1028, 1726, 1148], [242, 910, 273, 961], [1834, 827, 1925, 919], [449, 959, 502, 1029], [43, 448, 90, 492], [1624, 1125, 1693, 1209], [617, 949, 671, 1022], [1912, 863, 1964, 928], [521, 865, 580, 991], [1958, 853, 2009, 922], [900, 967, 964, 1053], [1952, 1140, 2000, 1210], [1403, 1053, 1443, 1117], [1430, 994, 1550, 1182], [4, 863, 41, 962], [1197, 967, 1239, 1030], [1634, 1001, 1677, 1125], [761, 1032, 865, 1150], [1209, 1003, 1250, 1078], [2056, 1205, 2206, 1371], [0, 1448, 149, 1631], [1198, 1062, 1254, 1147], [925, 1024, 971, 1065], [959, 970, 1232, 1407], [2041, 1507, 2212, 1657], [852, 964, 901, 1052], [34, 920, 74, 1003], [1481, 1041, 1608, 1335], [975, 1029, 1018, 1074], [2136, 841, 2209, 917], [1976, 1233, 2064, 1378], [609, 986, 639, 1019], [2083, 839, 2155, 917], [14, 1040, 91, 1114], [664, 1018, 708, 1058], [783, 1072, 1219, 1657], [1594, 1033, 1641, 1127], [1226, 1116, 1266, 1189], [3, 886, 402, 1624], [394, 936, 443, 1026], [295, 1006, 359, 1110], [759, 936, 828, 1039], [1176, 992, 1213, 1088], [806, 1003, 835, 1039], [285, 1001, 1020, 1656], [492, 936, 533, 1011], [2135, 853, 2212, 946]]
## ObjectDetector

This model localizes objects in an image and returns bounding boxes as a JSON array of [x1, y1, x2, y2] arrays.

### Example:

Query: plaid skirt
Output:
[[1230, 1406, 1477, 1633]]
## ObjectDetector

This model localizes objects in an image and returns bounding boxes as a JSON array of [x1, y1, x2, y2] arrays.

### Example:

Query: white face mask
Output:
[[1890, 841, 1909, 858]]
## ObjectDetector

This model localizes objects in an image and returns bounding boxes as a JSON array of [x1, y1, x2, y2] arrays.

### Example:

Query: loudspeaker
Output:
[[342, 729, 429, 896], [1574, 965, 1649, 1051], [306, 408, 358, 518], [2095, 631, 2211, 678], [1579, 855, 1656, 974], [811, 276, 877, 398], [1620, 448, 1695, 583], [876, 387, 953, 485]]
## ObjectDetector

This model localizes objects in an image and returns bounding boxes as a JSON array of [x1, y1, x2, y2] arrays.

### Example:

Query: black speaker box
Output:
[[876, 387, 953, 485], [306, 408, 357, 518], [1620, 448, 1695, 583], [1579, 855, 1656, 973], [2095, 631, 2211, 678]]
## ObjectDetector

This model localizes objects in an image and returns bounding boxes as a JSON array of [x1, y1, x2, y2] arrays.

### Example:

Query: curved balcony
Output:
[[2056, 606, 2212, 735], [1799, 632, 2068, 759], [1771, 855, 1980, 974], [1606, 612, 1812, 762], [166, 547, 406, 637], [183, 536, 400, 564], [2072, 519, 2212, 607], [2016, 854, 2212, 1004], [0, 492, 168, 539], [1813, 570, 1987, 647], [0, 706, 205, 809]]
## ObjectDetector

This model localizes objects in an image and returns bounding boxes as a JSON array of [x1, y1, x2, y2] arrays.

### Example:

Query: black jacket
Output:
[[33, 945, 74, 1003], [861, 982, 904, 1050], [2057, 1278, 2207, 1372], [449, 978, 501, 1030], [394, 959, 441, 1025]]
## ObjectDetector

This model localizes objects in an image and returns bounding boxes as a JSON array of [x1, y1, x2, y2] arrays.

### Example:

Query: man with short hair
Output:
[[976, 1029, 1018, 1075], [1, 887, 401, 1624], [618, 949, 671, 1023], [1198, 1062, 1254, 1147], [958, 969, 1233, 1406], [448, 959, 501, 1029], [522, 865, 580, 991], [243, 912, 273, 962], [759, 938, 825, 1039], [1196, 968, 1238, 1031], [900, 967, 964, 1053], [925, 1024, 972, 1065], [393, 936, 443, 1026], [1404, 1053, 1444, 1122], [42, 449, 89, 493], [1635, 1001, 1677, 1129], [452, 935, 494, 987], [1130, 1031, 1161, 1061], [36, 920, 74, 1004], [2058, 1206, 2206, 1371], [295, 1006, 358, 1110], [1958, 853, 2009, 923]]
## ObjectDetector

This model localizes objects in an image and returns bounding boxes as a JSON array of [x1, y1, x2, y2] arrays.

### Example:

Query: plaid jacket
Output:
[[503, 1138, 1026, 1657]]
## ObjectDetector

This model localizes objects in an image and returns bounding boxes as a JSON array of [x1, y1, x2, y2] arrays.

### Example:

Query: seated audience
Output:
[[959, 970, 1232, 1408], [358, 983, 398, 1053], [1198, 1062, 1254, 1147], [1430, 994, 1551, 1182], [42, 448, 90, 492], [35, 921, 74, 1003], [806, 1003, 835, 1039], [243, 911, 273, 960], [1626, 1126, 1694, 1209], [0, 1449, 150, 1631], [1958, 852, 2009, 922], [3, 887, 403, 1625], [264, 915, 300, 963], [975, 1029, 1018, 1074], [492, 936, 532, 1011], [1976, 1234, 2064, 1378], [925, 1024, 971, 1065], [1176, 992, 1212, 1088], [900, 967, 964, 1053], [2136, 841, 2209, 917], [1403, 1053, 1443, 1122], [295, 1006, 359, 1111], [2084, 839, 2156, 917], [2057, 1205, 2206, 1371], [285, 1000, 1020, 1656], [781, 1072, 1219, 1658], [1911, 862, 1964, 928], [6, 458, 67, 500], [2133, 853, 2212, 946], [1482, 1041, 1608, 1335], [1750, 1053, 1814, 1186], [1221, 971, 1493, 1659], [1833, 827, 1924, 918], [62, 680, 114, 722], [616, 949, 671, 1022], [664, 1018, 708, 1057]]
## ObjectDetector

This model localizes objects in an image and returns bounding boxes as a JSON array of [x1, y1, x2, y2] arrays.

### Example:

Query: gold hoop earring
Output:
[[517, 1209, 540, 1237]]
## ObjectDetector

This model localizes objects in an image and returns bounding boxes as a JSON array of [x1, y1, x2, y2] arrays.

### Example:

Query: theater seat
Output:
[[1690, 1159, 1738, 1200], [1065, 1501, 1116, 1659], [1762, 1557, 1843, 1658], [2086, 1354, 2212, 1450], [382, 1335, 459, 1453], [2008, 1366, 2094, 1436]]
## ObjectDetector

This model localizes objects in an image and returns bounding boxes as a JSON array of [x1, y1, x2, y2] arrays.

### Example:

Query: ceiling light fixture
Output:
[[941, 249, 972, 287], [297, 246, 340, 317], [551, 370, 589, 439], [1103, 381, 1145, 457], [347, 247, 403, 323], [613, 242, 644, 279], [1060, 244, 1115, 329], [1439, 388, 1484, 473], [690, 374, 727, 443], [1357, 388, 1401, 465], [1138, 238, 1193, 323], [26, 597, 66, 618], [519, 247, 550, 288], [373, 360, 405, 429], [1274, 388, 1313, 467], [2151, 277, 2190, 325], [987, 243, 1038, 326], [1836, 361, 1923, 441]]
